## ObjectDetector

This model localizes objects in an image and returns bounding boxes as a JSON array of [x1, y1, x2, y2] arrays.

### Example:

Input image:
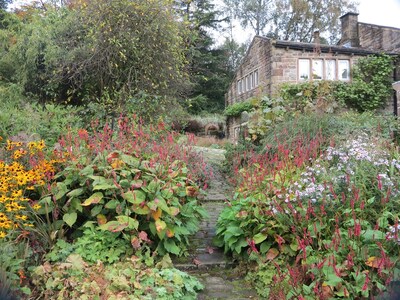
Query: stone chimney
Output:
[[313, 30, 320, 44], [340, 12, 359, 47]]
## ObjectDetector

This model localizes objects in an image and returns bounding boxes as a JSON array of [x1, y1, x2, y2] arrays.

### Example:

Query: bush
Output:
[[279, 80, 344, 114], [215, 131, 400, 298], [224, 100, 254, 117], [0, 89, 83, 145], [336, 54, 393, 112], [32, 253, 203, 299], [39, 117, 208, 257]]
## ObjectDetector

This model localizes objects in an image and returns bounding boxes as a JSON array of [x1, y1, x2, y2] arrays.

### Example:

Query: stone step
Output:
[[173, 248, 235, 271], [190, 268, 259, 300]]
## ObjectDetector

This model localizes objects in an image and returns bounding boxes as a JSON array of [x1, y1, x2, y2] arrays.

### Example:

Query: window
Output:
[[237, 70, 259, 94], [312, 59, 323, 80], [237, 80, 242, 94], [325, 60, 336, 80], [299, 59, 310, 81], [298, 58, 351, 81], [338, 60, 350, 81]]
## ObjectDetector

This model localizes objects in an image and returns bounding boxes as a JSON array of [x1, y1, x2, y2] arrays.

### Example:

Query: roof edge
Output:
[[273, 40, 399, 56]]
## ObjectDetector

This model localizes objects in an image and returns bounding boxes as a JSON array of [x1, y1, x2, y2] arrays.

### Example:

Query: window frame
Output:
[[338, 59, 350, 81], [298, 58, 351, 82], [298, 59, 311, 81]]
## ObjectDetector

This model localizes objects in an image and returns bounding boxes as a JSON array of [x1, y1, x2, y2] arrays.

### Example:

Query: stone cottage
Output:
[[225, 13, 400, 141]]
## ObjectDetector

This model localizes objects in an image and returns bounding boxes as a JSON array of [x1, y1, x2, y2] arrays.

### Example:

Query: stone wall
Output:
[[359, 23, 400, 52], [225, 37, 272, 107], [339, 12, 400, 52], [225, 37, 272, 140], [268, 48, 359, 96]]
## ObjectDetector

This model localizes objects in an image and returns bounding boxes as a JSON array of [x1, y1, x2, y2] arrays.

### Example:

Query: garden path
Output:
[[174, 147, 257, 299]]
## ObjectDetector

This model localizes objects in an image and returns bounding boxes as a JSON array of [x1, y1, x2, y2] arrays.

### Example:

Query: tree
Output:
[[225, 0, 273, 36], [175, 0, 230, 113], [5, 0, 191, 106], [227, 0, 357, 43], [0, 0, 12, 10], [271, 0, 357, 43]]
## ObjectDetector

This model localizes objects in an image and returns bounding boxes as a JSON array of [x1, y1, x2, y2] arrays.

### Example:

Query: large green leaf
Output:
[[156, 197, 170, 213], [163, 239, 180, 255], [363, 229, 386, 240], [99, 220, 128, 232], [123, 190, 146, 204], [63, 212, 77, 227], [55, 182, 69, 200], [105, 199, 119, 209], [253, 232, 268, 244], [116, 216, 139, 230], [120, 154, 140, 167], [131, 205, 150, 215], [82, 192, 103, 206], [67, 188, 84, 198]]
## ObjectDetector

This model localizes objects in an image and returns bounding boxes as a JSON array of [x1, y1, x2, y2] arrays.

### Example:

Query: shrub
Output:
[[0, 93, 82, 145], [39, 117, 208, 257], [224, 100, 254, 117], [46, 224, 132, 264], [336, 54, 394, 112], [246, 96, 286, 142], [279, 80, 344, 114], [32, 253, 203, 299], [184, 119, 203, 134], [215, 132, 400, 298], [0, 240, 32, 298]]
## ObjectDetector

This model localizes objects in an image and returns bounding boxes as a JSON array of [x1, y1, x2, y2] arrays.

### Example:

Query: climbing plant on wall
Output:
[[335, 54, 394, 112]]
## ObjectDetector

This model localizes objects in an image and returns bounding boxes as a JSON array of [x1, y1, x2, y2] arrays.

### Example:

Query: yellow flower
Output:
[[0, 231, 6, 238], [11, 190, 22, 198], [15, 215, 28, 221], [32, 204, 41, 210]]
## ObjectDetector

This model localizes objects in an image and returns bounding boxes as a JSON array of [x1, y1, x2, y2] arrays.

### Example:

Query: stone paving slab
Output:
[[193, 271, 258, 300], [174, 147, 258, 299]]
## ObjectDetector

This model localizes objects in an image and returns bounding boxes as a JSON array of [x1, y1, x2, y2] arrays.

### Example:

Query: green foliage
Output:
[[260, 111, 398, 151], [246, 96, 286, 142], [177, 0, 229, 113], [39, 119, 207, 257], [335, 54, 394, 112], [0, 239, 32, 297], [279, 80, 344, 114], [0, 87, 82, 144], [226, 0, 357, 42], [32, 254, 203, 299], [2, 0, 190, 106], [216, 129, 400, 298], [224, 100, 254, 117], [46, 226, 132, 264]]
